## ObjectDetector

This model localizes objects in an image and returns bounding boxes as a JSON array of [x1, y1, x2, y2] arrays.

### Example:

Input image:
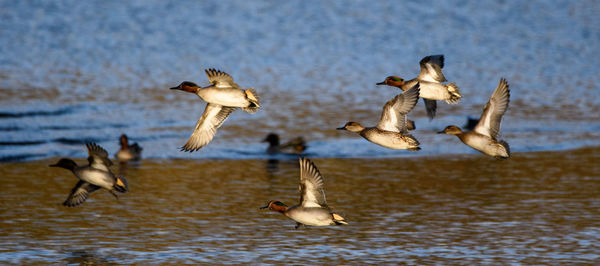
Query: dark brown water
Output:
[[1, 147, 599, 264]]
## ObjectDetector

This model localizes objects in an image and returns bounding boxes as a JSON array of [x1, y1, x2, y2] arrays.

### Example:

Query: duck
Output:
[[376, 54, 461, 119], [263, 133, 308, 154], [170, 68, 260, 152], [438, 78, 511, 159], [337, 84, 421, 151], [115, 134, 142, 161], [260, 157, 348, 229], [49, 143, 128, 207]]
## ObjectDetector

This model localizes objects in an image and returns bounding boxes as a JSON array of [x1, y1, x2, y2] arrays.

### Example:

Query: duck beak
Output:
[[259, 204, 269, 209], [49, 163, 58, 167], [437, 130, 445, 134], [169, 86, 181, 90], [336, 127, 346, 130], [376, 81, 385, 85]]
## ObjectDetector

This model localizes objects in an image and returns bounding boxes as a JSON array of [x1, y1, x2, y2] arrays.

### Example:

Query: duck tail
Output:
[[498, 140, 511, 159], [405, 135, 420, 151], [332, 213, 348, 225], [242, 88, 260, 114], [406, 119, 416, 131], [114, 176, 128, 193], [445, 82, 462, 104], [131, 143, 143, 153]]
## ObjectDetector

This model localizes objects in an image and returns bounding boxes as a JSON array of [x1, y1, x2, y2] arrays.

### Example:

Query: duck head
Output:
[[376, 76, 405, 87], [438, 125, 463, 135], [119, 134, 129, 149], [260, 200, 288, 213], [49, 158, 78, 170], [337, 122, 365, 133], [170, 81, 200, 93], [263, 133, 280, 146]]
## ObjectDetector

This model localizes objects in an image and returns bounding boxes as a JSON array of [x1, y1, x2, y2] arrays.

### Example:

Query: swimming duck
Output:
[[170, 69, 260, 152], [376, 54, 461, 119], [49, 143, 128, 207], [337, 84, 421, 151], [438, 78, 510, 159], [263, 133, 308, 154], [115, 134, 142, 161], [261, 157, 348, 229]]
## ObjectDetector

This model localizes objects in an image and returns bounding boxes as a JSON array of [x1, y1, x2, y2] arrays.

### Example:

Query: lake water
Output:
[[1, 0, 599, 161], [1, 148, 600, 264], [1, 0, 599, 264]]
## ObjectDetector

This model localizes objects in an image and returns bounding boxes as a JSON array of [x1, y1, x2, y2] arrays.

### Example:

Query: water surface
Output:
[[1, 1, 599, 264], [1, 0, 599, 161], [1, 147, 599, 264]]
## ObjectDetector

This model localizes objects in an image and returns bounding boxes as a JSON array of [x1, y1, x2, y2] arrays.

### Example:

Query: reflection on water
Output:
[[0, 147, 598, 264], [64, 250, 114, 266]]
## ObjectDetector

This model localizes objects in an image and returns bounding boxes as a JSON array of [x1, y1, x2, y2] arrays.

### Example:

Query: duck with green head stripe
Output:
[[376, 54, 462, 119], [261, 158, 347, 229], [50, 143, 128, 207], [170, 69, 260, 152]]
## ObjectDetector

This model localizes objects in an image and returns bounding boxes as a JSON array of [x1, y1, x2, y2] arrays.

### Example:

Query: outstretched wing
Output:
[[86, 143, 113, 171], [417, 54, 447, 83], [181, 103, 236, 152], [377, 83, 420, 133], [474, 78, 510, 139], [205, 68, 238, 88], [63, 181, 101, 207], [298, 158, 327, 208]]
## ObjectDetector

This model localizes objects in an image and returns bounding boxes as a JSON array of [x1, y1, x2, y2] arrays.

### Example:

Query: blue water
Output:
[[1, 0, 599, 161]]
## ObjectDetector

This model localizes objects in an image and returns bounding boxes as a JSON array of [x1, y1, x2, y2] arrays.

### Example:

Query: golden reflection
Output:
[[0, 147, 598, 263]]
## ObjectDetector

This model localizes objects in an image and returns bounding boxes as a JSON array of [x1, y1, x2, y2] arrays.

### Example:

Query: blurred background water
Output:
[[1, 0, 599, 161], [1, 0, 600, 264]]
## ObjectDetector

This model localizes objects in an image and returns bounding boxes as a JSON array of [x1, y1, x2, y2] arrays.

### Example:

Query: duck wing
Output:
[[86, 143, 113, 172], [474, 78, 510, 139], [63, 180, 101, 207], [423, 98, 437, 120], [377, 83, 420, 133], [181, 103, 236, 152], [205, 68, 239, 89], [417, 54, 447, 83], [298, 158, 328, 208]]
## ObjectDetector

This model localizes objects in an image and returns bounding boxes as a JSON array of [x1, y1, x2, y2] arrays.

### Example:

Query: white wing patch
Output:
[[205, 68, 238, 89], [299, 158, 327, 208], [181, 104, 236, 152], [418, 55, 447, 83], [86, 143, 112, 172], [377, 84, 420, 133], [474, 78, 510, 139]]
